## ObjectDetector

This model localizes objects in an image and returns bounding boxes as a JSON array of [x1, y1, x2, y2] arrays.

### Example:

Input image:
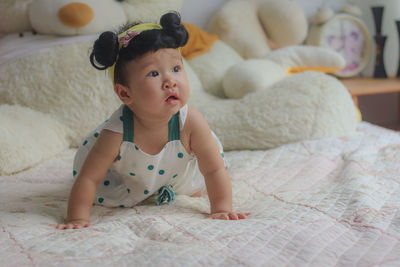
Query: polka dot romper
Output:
[[72, 104, 226, 207]]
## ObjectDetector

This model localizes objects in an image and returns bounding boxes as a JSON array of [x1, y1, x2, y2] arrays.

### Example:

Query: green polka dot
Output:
[[135, 145, 139, 150], [94, 132, 99, 138], [144, 190, 149, 195], [173, 174, 178, 178], [73, 170, 77, 176], [119, 205, 125, 208], [118, 155, 122, 161], [103, 180, 110, 186], [159, 170, 165, 175], [221, 153, 225, 158], [148, 165, 154, 170], [127, 188, 131, 193], [178, 153, 184, 158], [82, 140, 88, 146], [129, 172, 136, 176], [98, 197, 104, 203]]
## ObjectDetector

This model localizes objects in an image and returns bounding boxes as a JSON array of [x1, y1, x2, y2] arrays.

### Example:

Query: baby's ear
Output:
[[0, 0, 33, 34], [114, 83, 134, 105]]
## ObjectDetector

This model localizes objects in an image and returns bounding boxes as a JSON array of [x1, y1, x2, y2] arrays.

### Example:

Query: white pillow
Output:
[[0, 105, 69, 175]]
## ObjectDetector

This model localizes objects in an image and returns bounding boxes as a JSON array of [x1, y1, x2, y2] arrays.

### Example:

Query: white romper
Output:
[[73, 104, 226, 207]]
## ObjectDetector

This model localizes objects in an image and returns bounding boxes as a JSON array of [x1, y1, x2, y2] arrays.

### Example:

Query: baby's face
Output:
[[124, 48, 190, 118]]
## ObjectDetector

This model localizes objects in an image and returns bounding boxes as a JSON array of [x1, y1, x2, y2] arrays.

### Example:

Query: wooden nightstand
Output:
[[340, 77, 400, 107], [340, 77, 400, 130]]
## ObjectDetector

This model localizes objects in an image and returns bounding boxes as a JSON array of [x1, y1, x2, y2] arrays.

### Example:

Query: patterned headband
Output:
[[109, 23, 163, 85], [118, 30, 141, 48]]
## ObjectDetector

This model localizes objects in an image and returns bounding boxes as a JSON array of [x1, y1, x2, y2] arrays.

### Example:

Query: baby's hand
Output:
[[55, 219, 90, 230], [209, 212, 250, 220]]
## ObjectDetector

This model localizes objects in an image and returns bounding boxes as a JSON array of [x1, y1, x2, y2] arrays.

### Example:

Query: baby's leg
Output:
[[190, 189, 205, 197]]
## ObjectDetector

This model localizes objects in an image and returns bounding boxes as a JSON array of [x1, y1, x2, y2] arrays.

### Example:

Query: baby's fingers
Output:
[[237, 213, 251, 219], [208, 212, 251, 220], [237, 213, 246, 219], [73, 223, 89, 229], [209, 213, 228, 220], [228, 213, 239, 220], [55, 223, 89, 230]]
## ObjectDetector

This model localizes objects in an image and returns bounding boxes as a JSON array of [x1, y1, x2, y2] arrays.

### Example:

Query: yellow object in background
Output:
[[181, 22, 219, 60], [58, 3, 94, 28], [287, 66, 342, 75], [356, 106, 362, 122]]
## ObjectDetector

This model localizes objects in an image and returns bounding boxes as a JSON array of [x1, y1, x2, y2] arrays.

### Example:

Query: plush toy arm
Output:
[[222, 45, 345, 99], [223, 59, 286, 99], [264, 46, 346, 75]]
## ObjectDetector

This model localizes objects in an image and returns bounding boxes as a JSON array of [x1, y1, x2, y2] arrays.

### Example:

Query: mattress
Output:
[[1, 122, 400, 266]]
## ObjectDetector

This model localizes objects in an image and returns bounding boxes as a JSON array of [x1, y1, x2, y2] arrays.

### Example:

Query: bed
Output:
[[2, 0, 400, 265], [1, 122, 400, 266]]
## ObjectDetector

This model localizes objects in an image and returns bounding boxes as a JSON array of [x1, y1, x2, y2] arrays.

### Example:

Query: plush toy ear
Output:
[[0, 0, 33, 34], [208, 0, 308, 59], [208, 0, 270, 59], [341, 4, 362, 17], [312, 7, 334, 25], [257, 0, 308, 48]]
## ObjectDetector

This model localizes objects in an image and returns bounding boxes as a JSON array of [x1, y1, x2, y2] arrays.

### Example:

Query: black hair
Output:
[[89, 12, 188, 85]]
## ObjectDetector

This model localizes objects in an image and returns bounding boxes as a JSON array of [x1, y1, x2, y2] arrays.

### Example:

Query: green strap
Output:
[[168, 112, 180, 141], [122, 105, 180, 142], [122, 105, 134, 142]]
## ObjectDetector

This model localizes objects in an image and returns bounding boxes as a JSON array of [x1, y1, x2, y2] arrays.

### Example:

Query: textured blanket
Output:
[[1, 122, 400, 266]]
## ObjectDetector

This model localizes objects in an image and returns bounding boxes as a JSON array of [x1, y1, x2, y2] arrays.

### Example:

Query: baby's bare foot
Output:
[[190, 189, 205, 197]]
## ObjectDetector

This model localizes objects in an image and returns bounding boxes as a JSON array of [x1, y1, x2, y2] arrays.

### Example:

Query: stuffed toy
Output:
[[0, 0, 357, 175]]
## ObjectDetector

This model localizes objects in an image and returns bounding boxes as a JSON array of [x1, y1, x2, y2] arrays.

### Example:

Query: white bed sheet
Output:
[[1, 122, 400, 266]]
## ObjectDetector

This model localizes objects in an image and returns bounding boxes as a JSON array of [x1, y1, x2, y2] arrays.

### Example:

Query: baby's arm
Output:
[[56, 129, 122, 229], [188, 107, 248, 220]]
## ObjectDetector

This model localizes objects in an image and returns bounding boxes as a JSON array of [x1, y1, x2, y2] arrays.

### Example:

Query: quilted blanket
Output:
[[1, 122, 400, 266]]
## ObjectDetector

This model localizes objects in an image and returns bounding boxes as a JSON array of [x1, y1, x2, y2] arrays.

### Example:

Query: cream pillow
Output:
[[0, 105, 69, 174]]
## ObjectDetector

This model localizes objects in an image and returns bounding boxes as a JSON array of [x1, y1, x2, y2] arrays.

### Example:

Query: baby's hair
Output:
[[89, 12, 188, 85]]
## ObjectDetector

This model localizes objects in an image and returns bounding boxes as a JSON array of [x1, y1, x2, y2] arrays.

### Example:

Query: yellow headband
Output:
[[109, 23, 162, 85]]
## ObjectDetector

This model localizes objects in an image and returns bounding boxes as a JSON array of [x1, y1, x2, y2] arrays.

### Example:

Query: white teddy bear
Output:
[[0, 0, 357, 175]]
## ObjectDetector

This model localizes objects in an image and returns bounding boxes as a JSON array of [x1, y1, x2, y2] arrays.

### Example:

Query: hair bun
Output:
[[160, 12, 188, 47], [90, 31, 119, 70]]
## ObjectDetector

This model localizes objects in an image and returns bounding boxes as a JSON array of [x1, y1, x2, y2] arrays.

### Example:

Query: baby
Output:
[[56, 12, 248, 230]]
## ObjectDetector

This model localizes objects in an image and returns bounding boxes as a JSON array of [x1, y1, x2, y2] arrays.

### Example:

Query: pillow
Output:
[[0, 105, 69, 174]]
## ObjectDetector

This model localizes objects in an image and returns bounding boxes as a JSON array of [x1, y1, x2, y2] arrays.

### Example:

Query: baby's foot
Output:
[[190, 189, 205, 197]]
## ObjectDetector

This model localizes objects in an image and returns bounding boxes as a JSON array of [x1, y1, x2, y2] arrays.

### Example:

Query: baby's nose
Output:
[[163, 80, 177, 89]]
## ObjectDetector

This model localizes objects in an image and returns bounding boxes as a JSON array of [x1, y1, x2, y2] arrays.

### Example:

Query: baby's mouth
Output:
[[165, 92, 179, 102], [166, 95, 178, 101], [165, 93, 179, 105]]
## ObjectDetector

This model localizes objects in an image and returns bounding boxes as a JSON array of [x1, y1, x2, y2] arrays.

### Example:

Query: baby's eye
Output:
[[147, 71, 159, 77], [172, 65, 181, 72]]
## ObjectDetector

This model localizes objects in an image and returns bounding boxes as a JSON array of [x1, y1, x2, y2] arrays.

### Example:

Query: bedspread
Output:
[[1, 122, 400, 266]]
